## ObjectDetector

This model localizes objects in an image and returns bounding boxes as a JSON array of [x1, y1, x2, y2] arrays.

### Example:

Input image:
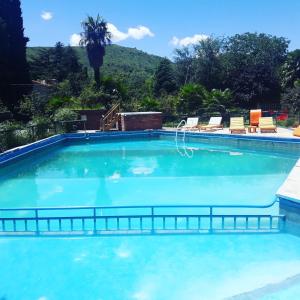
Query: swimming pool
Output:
[[1, 131, 300, 299], [0, 136, 297, 209], [1, 234, 300, 300]]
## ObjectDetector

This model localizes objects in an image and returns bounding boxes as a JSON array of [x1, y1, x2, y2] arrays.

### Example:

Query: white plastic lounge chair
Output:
[[180, 117, 199, 131], [199, 117, 223, 131]]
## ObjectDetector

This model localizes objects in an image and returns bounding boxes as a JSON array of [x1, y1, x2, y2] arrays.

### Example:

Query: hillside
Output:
[[27, 45, 164, 96]]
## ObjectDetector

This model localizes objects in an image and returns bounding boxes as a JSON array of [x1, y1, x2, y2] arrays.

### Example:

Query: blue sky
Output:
[[22, 0, 300, 58]]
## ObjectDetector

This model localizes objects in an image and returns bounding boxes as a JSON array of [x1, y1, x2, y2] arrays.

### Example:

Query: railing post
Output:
[[151, 207, 154, 234], [93, 208, 97, 234], [209, 207, 213, 233], [35, 209, 40, 235]]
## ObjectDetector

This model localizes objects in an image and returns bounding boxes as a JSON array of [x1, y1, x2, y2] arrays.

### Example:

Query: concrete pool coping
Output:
[[0, 129, 300, 205]]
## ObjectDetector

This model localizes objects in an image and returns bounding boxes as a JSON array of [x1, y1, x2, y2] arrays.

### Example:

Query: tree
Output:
[[281, 49, 300, 89], [178, 84, 207, 115], [174, 47, 194, 86], [223, 33, 289, 108], [153, 58, 177, 96], [192, 37, 225, 90], [203, 88, 233, 117], [0, 0, 30, 113], [281, 81, 300, 115], [80, 15, 111, 88]]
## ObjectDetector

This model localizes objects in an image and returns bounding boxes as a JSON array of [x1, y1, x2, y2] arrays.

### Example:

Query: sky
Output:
[[21, 0, 300, 58]]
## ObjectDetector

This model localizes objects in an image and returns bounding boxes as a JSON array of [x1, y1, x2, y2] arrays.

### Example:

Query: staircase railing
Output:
[[100, 103, 120, 131]]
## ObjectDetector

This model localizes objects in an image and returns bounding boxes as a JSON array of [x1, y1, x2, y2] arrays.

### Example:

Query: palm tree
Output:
[[80, 15, 111, 88]]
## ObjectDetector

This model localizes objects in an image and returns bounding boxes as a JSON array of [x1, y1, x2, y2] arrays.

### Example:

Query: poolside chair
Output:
[[198, 117, 223, 131], [259, 117, 277, 133], [293, 126, 300, 137], [250, 109, 262, 126], [229, 117, 246, 134], [180, 117, 199, 131]]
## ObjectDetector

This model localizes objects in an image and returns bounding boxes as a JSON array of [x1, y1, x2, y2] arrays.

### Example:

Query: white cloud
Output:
[[107, 23, 154, 42], [170, 34, 209, 47], [41, 11, 53, 21], [70, 33, 81, 46]]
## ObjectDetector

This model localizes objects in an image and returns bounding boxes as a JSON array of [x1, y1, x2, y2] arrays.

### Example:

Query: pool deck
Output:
[[163, 126, 297, 139]]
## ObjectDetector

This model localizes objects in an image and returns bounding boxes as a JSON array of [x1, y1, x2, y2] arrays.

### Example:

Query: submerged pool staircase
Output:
[[0, 201, 285, 237]]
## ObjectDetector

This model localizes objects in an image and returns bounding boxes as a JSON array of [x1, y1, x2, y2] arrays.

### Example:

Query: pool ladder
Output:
[[175, 120, 194, 158]]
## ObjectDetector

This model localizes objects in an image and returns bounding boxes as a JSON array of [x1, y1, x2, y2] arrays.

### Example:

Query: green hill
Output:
[[27, 45, 164, 97]]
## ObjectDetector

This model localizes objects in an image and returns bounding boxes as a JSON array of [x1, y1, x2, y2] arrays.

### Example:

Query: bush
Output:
[[53, 108, 78, 133], [140, 97, 160, 111], [0, 121, 31, 152], [30, 117, 51, 140]]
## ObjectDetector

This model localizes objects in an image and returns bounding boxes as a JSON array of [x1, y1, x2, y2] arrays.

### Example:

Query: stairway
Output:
[[100, 103, 120, 131]]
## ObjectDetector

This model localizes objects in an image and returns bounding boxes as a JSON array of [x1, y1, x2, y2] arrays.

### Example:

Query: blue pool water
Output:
[[0, 136, 300, 299], [0, 138, 297, 208], [1, 234, 300, 300]]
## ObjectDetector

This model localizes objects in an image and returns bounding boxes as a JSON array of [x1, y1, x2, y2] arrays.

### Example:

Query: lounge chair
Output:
[[229, 117, 246, 134], [199, 117, 223, 131], [250, 109, 262, 126], [293, 126, 300, 137], [259, 117, 277, 133], [179, 117, 199, 131]]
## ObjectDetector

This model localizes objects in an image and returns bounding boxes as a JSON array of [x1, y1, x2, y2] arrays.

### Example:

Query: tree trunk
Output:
[[94, 67, 100, 88]]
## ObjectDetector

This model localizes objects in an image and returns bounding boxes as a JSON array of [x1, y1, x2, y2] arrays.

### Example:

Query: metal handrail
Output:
[[0, 198, 279, 212]]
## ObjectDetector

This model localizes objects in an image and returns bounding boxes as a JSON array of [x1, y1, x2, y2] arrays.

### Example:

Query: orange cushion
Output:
[[293, 126, 300, 137], [250, 110, 262, 126]]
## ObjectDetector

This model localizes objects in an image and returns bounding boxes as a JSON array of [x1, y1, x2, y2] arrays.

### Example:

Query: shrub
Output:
[[53, 108, 78, 133], [30, 117, 51, 140], [0, 121, 31, 152], [140, 97, 160, 111]]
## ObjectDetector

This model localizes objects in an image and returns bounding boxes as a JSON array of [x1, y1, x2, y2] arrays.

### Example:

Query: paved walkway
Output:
[[164, 127, 298, 139]]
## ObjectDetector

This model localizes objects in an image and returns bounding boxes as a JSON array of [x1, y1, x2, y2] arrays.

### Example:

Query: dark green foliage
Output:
[[223, 33, 288, 108], [203, 88, 233, 117], [174, 33, 289, 110], [178, 84, 208, 115], [0, 0, 30, 113], [27, 45, 164, 101], [192, 37, 225, 90], [281, 84, 300, 115], [153, 58, 177, 96], [140, 97, 160, 111], [29, 42, 88, 92], [174, 47, 194, 86], [80, 15, 111, 87], [281, 50, 300, 89]]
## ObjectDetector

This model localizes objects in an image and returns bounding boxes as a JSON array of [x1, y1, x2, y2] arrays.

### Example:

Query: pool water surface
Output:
[[0, 138, 297, 209]]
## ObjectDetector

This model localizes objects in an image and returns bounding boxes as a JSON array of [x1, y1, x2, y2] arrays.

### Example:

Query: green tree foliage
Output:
[[192, 37, 225, 90], [174, 47, 194, 86], [140, 97, 160, 111], [204, 88, 233, 116], [281, 50, 300, 89], [281, 82, 300, 115], [223, 33, 288, 108], [29, 42, 88, 88], [174, 33, 289, 110], [80, 15, 111, 88], [153, 58, 177, 96], [178, 84, 207, 115], [0, 0, 30, 113]]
